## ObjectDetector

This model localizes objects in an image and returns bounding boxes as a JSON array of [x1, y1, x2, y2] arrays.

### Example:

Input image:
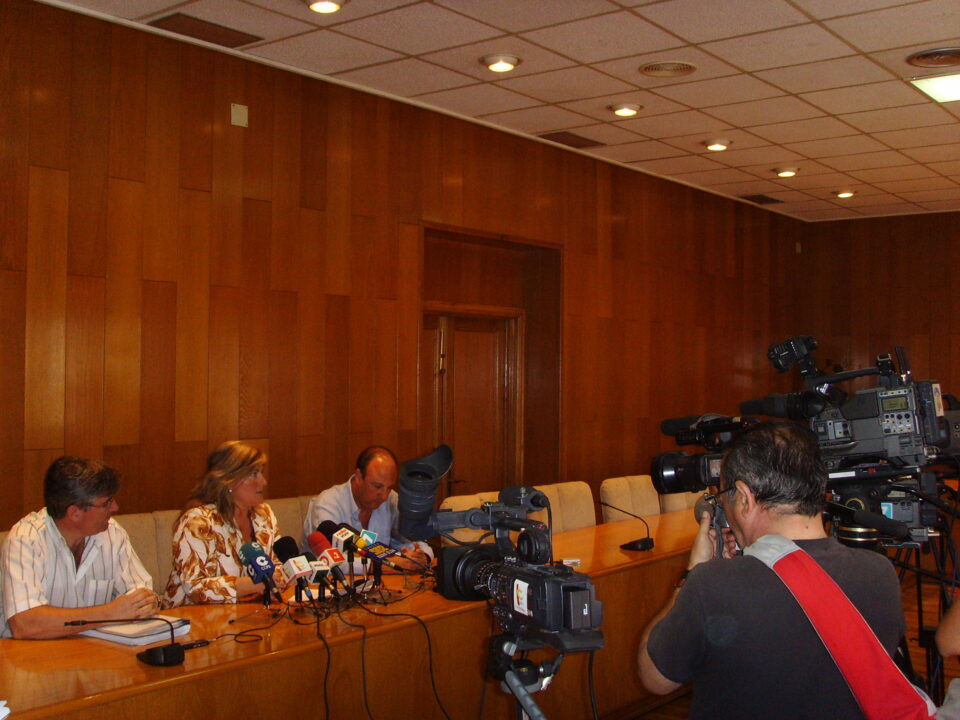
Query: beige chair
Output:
[[658, 491, 702, 514], [113, 512, 161, 586], [599, 475, 660, 523], [270, 497, 303, 543]]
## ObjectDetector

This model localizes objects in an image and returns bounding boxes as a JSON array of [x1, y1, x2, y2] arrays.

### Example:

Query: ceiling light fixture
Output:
[[481, 54, 520, 73], [639, 61, 698, 78], [704, 139, 730, 152], [836, 191, 855, 199], [910, 72, 960, 102], [906, 47, 960, 68], [307, 0, 346, 12], [776, 167, 798, 178], [609, 103, 641, 117]]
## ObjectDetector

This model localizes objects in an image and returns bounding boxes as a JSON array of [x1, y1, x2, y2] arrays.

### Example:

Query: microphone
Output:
[[597, 501, 654, 551], [308, 531, 350, 590], [65, 617, 186, 666], [273, 535, 316, 602], [354, 536, 410, 573], [239, 541, 283, 604], [826, 501, 910, 539]]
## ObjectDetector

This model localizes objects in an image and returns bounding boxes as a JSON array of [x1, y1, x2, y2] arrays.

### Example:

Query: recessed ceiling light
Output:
[[776, 167, 798, 178], [836, 191, 855, 199], [704, 139, 730, 152], [481, 54, 520, 73], [910, 72, 960, 102], [307, 0, 346, 13], [609, 103, 641, 117], [906, 47, 960, 68]]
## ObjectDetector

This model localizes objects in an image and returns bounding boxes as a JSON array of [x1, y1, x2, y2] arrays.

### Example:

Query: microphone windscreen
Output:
[[316, 520, 340, 541], [308, 531, 331, 555], [336, 522, 361, 536], [851, 509, 910, 539], [273, 536, 300, 563], [660, 415, 704, 436]]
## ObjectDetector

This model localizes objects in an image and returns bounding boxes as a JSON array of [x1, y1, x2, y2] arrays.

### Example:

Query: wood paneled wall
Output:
[[3, 0, 907, 529]]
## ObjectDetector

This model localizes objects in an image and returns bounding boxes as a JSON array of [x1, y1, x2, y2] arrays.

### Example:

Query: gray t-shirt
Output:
[[647, 537, 905, 720]]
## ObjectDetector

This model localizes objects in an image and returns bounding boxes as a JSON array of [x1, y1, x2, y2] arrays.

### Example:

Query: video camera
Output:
[[396, 445, 603, 653], [651, 335, 960, 545]]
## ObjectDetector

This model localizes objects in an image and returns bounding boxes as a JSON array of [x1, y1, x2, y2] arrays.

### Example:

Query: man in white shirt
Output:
[[1, 456, 156, 639], [303, 446, 432, 571]]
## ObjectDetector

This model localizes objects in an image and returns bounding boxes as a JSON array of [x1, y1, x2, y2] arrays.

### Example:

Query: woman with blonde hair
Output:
[[163, 441, 280, 606]]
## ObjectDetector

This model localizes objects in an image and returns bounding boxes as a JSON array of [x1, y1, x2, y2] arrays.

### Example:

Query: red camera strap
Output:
[[746, 535, 936, 720]]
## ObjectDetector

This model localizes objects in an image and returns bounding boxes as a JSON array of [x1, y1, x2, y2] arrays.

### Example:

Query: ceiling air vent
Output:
[[906, 47, 960, 68], [639, 61, 697, 78], [738, 194, 783, 205], [537, 131, 603, 149], [148, 13, 262, 48]]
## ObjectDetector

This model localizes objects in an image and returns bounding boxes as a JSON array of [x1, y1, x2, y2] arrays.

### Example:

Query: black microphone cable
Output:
[[334, 606, 377, 720]]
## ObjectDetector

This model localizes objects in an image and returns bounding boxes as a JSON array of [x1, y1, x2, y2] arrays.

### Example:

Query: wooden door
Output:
[[420, 313, 520, 499]]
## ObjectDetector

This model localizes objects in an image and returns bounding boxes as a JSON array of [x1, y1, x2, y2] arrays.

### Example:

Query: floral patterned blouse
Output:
[[162, 503, 279, 607]]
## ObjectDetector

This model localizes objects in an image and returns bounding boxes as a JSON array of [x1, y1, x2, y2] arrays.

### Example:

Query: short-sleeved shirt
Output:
[[1, 509, 153, 637], [302, 479, 433, 560], [647, 537, 905, 720], [163, 503, 279, 607]]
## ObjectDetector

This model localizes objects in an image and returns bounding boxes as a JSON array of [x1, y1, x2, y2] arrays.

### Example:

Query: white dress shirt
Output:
[[0, 509, 153, 638]]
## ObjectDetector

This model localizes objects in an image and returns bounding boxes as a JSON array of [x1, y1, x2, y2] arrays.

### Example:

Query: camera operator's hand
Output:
[[688, 511, 718, 568]]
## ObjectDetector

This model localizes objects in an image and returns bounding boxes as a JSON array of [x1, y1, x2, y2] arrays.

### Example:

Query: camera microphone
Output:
[[596, 501, 654, 551]]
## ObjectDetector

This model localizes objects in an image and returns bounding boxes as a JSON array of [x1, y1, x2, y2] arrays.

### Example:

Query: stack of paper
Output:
[[80, 616, 191, 646]]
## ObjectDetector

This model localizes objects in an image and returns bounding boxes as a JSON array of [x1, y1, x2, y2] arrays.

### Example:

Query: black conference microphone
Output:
[[826, 501, 910, 539], [597, 501, 655, 551], [65, 616, 189, 666], [273, 535, 316, 602], [239, 541, 284, 604]]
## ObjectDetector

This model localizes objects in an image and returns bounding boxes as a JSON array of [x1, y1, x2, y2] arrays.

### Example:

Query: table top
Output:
[[0, 510, 698, 717]]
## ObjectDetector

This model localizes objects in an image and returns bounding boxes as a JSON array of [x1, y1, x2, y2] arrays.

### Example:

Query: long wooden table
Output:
[[0, 510, 698, 719]]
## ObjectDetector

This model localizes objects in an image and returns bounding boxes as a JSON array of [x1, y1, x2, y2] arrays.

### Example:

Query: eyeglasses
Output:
[[711, 486, 736, 508], [84, 496, 115, 511]]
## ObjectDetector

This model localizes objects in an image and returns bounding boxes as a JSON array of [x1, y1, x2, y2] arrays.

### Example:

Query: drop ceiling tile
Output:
[[421, 38, 576, 81], [706, 96, 825, 126], [249, 31, 403, 75], [799, 208, 861, 220], [874, 176, 959, 193], [748, 116, 857, 144], [568, 123, 647, 145], [700, 25, 854, 72], [918, 200, 960, 211], [334, 3, 502, 55], [901, 143, 960, 164], [833, 191, 900, 207], [849, 164, 937, 183], [594, 47, 741, 88], [870, 41, 960, 80], [496, 67, 635, 103], [520, 11, 682, 64], [244, 0, 420, 27], [145, 0, 315, 41], [558, 92, 687, 122], [763, 189, 822, 202], [839, 104, 957, 133], [615, 110, 733, 138], [415, 84, 540, 116], [709, 178, 786, 194], [588, 140, 685, 162], [480, 105, 595, 133], [709, 145, 806, 168], [783, 172, 860, 190], [823, 0, 959, 53], [790, 0, 926, 20], [784, 134, 888, 157], [801, 80, 927, 115], [755, 56, 896, 94], [631, 155, 729, 174], [819, 150, 916, 171], [633, 0, 809, 43], [897, 187, 960, 202], [855, 202, 927, 216], [652, 74, 784, 107], [335, 58, 476, 97], [659, 129, 770, 154], [928, 160, 960, 176], [433, 0, 620, 32], [769, 199, 839, 211], [872, 124, 960, 149], [670, 167, 758, 185], [737, 159, 836, 178]]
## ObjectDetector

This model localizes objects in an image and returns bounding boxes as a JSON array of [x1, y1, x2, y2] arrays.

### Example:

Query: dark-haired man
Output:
[[639, 422, 907, 719], [302, 446, 432, 571], [1, 456, 155, 639]]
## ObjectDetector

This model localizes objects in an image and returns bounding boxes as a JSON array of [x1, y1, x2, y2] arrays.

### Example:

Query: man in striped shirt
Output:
[[0, 456, 156, 639]]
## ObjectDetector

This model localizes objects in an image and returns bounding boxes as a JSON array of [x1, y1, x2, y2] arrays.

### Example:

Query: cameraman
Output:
[[638, 421, 906, 719]]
